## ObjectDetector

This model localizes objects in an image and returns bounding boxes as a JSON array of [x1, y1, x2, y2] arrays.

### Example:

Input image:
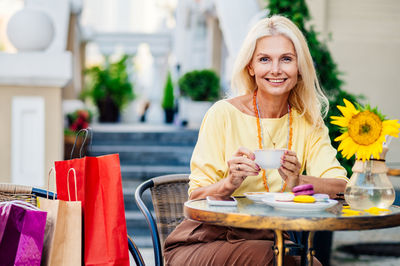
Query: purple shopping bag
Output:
[[0, 200, 47, 266]]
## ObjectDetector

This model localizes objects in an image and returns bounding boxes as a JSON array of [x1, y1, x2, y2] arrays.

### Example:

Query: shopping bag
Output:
[[38, 168, 82, 266], [0, 200, 47, 266], [55, 137, 129, 266]]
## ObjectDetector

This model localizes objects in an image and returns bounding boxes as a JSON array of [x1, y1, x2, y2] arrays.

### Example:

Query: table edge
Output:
[[184, 199, 400, 231]]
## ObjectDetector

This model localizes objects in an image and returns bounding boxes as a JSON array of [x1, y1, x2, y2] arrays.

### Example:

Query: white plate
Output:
[[262, 198, 338, 212], [244, 192, 280, 202]]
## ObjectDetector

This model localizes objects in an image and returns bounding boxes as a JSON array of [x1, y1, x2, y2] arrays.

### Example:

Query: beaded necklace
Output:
[[252, 89, 293, 192]]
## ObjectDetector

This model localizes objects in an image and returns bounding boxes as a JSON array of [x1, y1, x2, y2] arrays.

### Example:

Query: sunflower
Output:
[[331, 99, 400, 161]]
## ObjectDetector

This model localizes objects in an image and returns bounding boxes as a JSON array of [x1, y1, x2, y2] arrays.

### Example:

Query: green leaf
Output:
[[81, 54, 135, 111], [179, 69, 220, 101], [162, 71, 175, 110]]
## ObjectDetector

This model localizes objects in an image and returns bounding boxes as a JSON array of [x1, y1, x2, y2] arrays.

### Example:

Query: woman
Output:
[[164, 15, 348, 265]]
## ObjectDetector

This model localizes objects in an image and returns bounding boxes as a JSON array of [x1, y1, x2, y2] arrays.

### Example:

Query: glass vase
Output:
[[344, 148, 396, 210]]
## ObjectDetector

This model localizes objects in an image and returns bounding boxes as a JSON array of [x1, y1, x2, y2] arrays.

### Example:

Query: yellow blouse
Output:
[[188, 100, 348, 196]]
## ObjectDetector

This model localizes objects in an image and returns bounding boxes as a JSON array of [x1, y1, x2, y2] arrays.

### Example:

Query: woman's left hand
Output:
[[278, 150, 301, 190]]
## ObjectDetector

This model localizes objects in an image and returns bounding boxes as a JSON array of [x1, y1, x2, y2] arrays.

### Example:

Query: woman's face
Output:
[[248, 34, 298, 98]]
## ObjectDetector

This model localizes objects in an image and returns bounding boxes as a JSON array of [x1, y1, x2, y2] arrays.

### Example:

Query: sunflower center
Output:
[[348, 111, 382, 145], [360, 124, 371, 134]]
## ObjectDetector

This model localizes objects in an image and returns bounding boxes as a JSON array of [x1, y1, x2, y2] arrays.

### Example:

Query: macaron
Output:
[[292, 184, 314, 196], [293, 195, 315, 203], [313, 193, 329, 202], [274, 193, 295, 202]]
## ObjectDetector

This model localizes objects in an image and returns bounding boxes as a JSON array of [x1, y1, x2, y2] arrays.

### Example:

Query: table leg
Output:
[[274, 230, 316, 266], [273, 229, 285, 266], [300, 231, 316, 266], [307, 231, 315, 266], [300, 231, 309, 265]]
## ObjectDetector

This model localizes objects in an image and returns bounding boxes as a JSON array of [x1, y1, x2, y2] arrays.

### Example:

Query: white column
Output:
[[146, 49, 169, 124], [213, 0, 260, 91]]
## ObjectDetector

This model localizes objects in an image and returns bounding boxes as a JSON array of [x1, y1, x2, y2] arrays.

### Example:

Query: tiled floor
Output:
[[331, 227, 400, 266], [129, 247, 154, 265]]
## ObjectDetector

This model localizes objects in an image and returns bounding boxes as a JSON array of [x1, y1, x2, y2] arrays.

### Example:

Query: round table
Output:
[[184, 197, 400, 266]]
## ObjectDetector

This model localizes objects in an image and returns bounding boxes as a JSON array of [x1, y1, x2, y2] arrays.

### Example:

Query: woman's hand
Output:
[[278, 150, 301, 190], [226, 147, 261, 190], [189, 147, 260, 200]]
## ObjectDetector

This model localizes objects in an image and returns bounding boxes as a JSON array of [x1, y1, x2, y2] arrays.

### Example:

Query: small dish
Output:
[[244, 192, 279, 202], [262, 198, 338, 212]]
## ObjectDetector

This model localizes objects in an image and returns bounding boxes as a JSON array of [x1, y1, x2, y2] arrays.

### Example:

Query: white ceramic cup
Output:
[[254, 149, 287, 169]]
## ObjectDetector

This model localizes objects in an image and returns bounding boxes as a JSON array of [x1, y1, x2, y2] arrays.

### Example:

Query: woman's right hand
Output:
[[189, 147, 260, 200], [226, 147, 261, 190]]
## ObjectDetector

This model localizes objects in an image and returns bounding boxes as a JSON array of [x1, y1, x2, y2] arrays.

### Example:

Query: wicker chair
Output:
[[135, 174, 189, 266], [0, 183, 145, 266]]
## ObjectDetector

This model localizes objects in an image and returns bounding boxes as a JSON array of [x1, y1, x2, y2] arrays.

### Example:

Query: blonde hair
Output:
[[231, 15, 328, 128]]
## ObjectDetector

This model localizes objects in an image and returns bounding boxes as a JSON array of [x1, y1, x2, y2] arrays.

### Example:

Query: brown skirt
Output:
[[164, 219, 321, 266]]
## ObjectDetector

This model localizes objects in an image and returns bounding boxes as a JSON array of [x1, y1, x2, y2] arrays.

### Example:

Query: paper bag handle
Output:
[[70, 127, 93, 159], [67, 168, 79, 201], [46, 167, 56, 200]]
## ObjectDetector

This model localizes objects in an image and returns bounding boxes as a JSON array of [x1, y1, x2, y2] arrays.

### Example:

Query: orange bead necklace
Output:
[[252, 89, 293, 192]]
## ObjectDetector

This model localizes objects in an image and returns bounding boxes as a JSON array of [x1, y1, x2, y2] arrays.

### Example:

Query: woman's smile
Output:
[[265, 78, 288, 85], [248, 34, 298, 97]]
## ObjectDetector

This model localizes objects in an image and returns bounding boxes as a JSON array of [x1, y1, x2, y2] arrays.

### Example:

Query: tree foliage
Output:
[[267, 0, 363, 175], [162, 71, 175, 110], [179, 69, 220, 101]]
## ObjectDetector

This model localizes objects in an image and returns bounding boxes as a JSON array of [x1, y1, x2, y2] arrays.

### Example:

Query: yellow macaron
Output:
[[293, 195, 315, 203]]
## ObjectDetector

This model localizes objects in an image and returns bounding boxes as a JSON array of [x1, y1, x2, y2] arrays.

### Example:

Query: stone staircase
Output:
[[87, 124, 198, 247]]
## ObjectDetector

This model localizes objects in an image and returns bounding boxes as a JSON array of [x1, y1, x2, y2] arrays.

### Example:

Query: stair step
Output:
[[126, 210, 155, 228], [123, 185, 154, 211], [121, 165, 190, 180], [129, 234, 153, 248], [126, 210, 158, 248], [89, 145, 193, 165], [90, 127, 198, 147], [90, 145, 194, 153]]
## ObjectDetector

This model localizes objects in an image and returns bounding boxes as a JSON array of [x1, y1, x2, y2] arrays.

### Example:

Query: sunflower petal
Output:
[[335, 132, 349, 142], [382, 120, 400, 137], [343, 99, 359, 114], [331, 116, 349, 127]]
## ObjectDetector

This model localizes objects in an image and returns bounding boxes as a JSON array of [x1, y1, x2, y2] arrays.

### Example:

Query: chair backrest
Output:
[[149, 174, 189, 246]]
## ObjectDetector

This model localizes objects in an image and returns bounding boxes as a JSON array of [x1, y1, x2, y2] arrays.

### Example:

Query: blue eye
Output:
[[282, 57, 292, 62], [259, 57, 269, 62]]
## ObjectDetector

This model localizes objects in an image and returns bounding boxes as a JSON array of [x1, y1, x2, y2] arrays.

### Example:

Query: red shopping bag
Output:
[[55, 154, 129, 266]]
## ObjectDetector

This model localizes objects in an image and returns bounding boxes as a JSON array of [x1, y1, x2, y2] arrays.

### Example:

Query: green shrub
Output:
[[179, 69, 220, 101], [267, 0, 363, 175], [162, 71, 175, 110], [81, 55, 135, 111]]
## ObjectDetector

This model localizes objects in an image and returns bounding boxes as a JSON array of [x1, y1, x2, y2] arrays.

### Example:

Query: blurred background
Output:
[[0, 0, 399, 265], [1, 0, 399, 186]]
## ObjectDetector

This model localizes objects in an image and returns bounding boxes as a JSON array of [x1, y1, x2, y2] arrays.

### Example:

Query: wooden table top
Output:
[[184, 197, 400, 231]]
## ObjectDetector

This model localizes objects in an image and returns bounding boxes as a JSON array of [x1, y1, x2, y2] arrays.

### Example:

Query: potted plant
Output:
[[179, 69, 220, 101], [178, 69, 220, 127], [64, 109, 92, 159], [162, 71, 175, 123], [81, 55, 135, 122]]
